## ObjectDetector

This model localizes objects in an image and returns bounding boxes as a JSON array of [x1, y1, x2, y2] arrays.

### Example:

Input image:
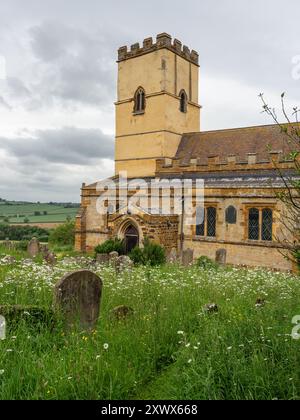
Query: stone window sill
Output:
[[193, 236, 217, 242], [133, 111, 145, 116]]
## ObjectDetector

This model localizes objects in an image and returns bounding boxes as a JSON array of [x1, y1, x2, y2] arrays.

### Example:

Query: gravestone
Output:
[[167, 248, 178, 264], [44, 251, 57, 265], [203, 303, 219, 314], [0, 315, 6, 340], [40, 244, 49, 255], [182, 248, 194, 266], [54, 270, 103, 330], [215, 249, 227, 265], [27, 237, 40, 258], [109, 251, 119, 268], [116, 255, 134, 273], [96, 254, 110, 264], [111, 305, 134, 321]]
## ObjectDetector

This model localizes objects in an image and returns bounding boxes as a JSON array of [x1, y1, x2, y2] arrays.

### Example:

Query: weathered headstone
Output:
[[0, 315, 6, 340], [203, 303, 219, 314], [96, 253, 110, 264], [109, 251, 119, 268], [40, 244, 49, 255], [216, 249, 227, 265], [27, 237, 40, 258], [54, 270, 103, 330], [167, 247, 178, 264], [44, 251, 57, 265], [111, 305, 134, 321], [182, 248, 194, 266], [116, 255, 134, 273]]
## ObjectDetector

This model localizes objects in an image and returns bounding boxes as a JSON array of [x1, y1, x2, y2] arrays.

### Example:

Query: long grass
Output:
[[0, 246, 299, 400]]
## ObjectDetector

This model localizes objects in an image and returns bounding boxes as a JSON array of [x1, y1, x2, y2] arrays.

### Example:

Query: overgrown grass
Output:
[[0, 248, 299, 400]]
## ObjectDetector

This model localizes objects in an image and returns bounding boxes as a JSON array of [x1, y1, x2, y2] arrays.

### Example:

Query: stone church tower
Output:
[[76, 33, 297, 272], [115, 33, 200, 178]]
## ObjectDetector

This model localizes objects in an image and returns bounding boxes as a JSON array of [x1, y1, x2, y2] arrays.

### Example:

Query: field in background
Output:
[[0, 201, 79, 226]]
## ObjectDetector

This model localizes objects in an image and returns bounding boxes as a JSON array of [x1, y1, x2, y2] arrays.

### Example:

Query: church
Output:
[[75, 33, 296, 271]]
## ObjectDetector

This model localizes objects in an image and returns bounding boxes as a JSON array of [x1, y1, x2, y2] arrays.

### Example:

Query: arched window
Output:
[[134, 87, 145, 114], [179, 90, 187, 113], [262, 209, 273, 241], [248, 208, 259, 240], [207, 207, 217, 237], [225, 206, 237, 224]]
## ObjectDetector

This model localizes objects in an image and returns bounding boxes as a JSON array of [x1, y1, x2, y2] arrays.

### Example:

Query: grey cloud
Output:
[[0, 127, 114, 165], [0, 95, 11, 110]]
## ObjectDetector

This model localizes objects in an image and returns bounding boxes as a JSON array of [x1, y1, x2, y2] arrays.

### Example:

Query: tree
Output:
[[259, 93, 300, 266], [49, 221, 75, 246]]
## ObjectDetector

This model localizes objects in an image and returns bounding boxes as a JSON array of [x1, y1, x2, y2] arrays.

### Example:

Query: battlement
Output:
[[118, 33, 199, 65], [156, 151, 296, 174]]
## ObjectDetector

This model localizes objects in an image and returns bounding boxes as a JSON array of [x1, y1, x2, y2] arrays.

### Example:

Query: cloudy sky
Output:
[[0, 0, 299, 202]]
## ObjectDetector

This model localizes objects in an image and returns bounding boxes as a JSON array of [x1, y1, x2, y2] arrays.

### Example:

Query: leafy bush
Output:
[[95, 238, 125, 255], [197, 256, 218, 269], [130, 238, 166, 266], [49, 221, 75, 246]]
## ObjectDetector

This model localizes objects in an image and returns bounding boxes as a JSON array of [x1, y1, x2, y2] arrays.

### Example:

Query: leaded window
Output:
[[225, 206, 237, 224], [262, 209, 273, 241], [207, 207, 217, 237], [248, 208, 260, 240]]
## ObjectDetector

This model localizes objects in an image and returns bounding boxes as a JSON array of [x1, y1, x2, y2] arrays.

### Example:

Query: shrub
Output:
[[39, 236, 49, 243], [49, 221, 75, 246], [197, 255, 218, 269], [95, 238, 125, 255], [130, 238, 166, 266]]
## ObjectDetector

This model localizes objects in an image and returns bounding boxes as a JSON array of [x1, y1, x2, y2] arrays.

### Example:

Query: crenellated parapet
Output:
[[155, 151, 296, 174], [118, 33, 199, 65]]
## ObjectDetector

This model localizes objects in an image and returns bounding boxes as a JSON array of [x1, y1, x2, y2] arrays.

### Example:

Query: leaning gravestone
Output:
[[54, 270, 103, 330], [116, 255, 134, 273], [215, 249, 227, 265], [44, 251, 57, 266], [27, 237, 40, 258], [167, 248, 178, 264], [182, 248, 194, 266]]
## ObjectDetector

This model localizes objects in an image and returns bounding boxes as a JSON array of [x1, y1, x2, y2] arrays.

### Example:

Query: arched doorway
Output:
[[124, 225, 139, 254]]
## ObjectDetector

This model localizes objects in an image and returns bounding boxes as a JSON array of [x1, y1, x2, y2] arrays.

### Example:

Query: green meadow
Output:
[[0, 202, 78, 224], [0, 245, 299, 400]]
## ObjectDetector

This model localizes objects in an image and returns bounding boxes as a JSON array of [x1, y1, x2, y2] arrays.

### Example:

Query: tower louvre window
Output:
[[179, 89, 187, 113], [134, 87, 146, 114]]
